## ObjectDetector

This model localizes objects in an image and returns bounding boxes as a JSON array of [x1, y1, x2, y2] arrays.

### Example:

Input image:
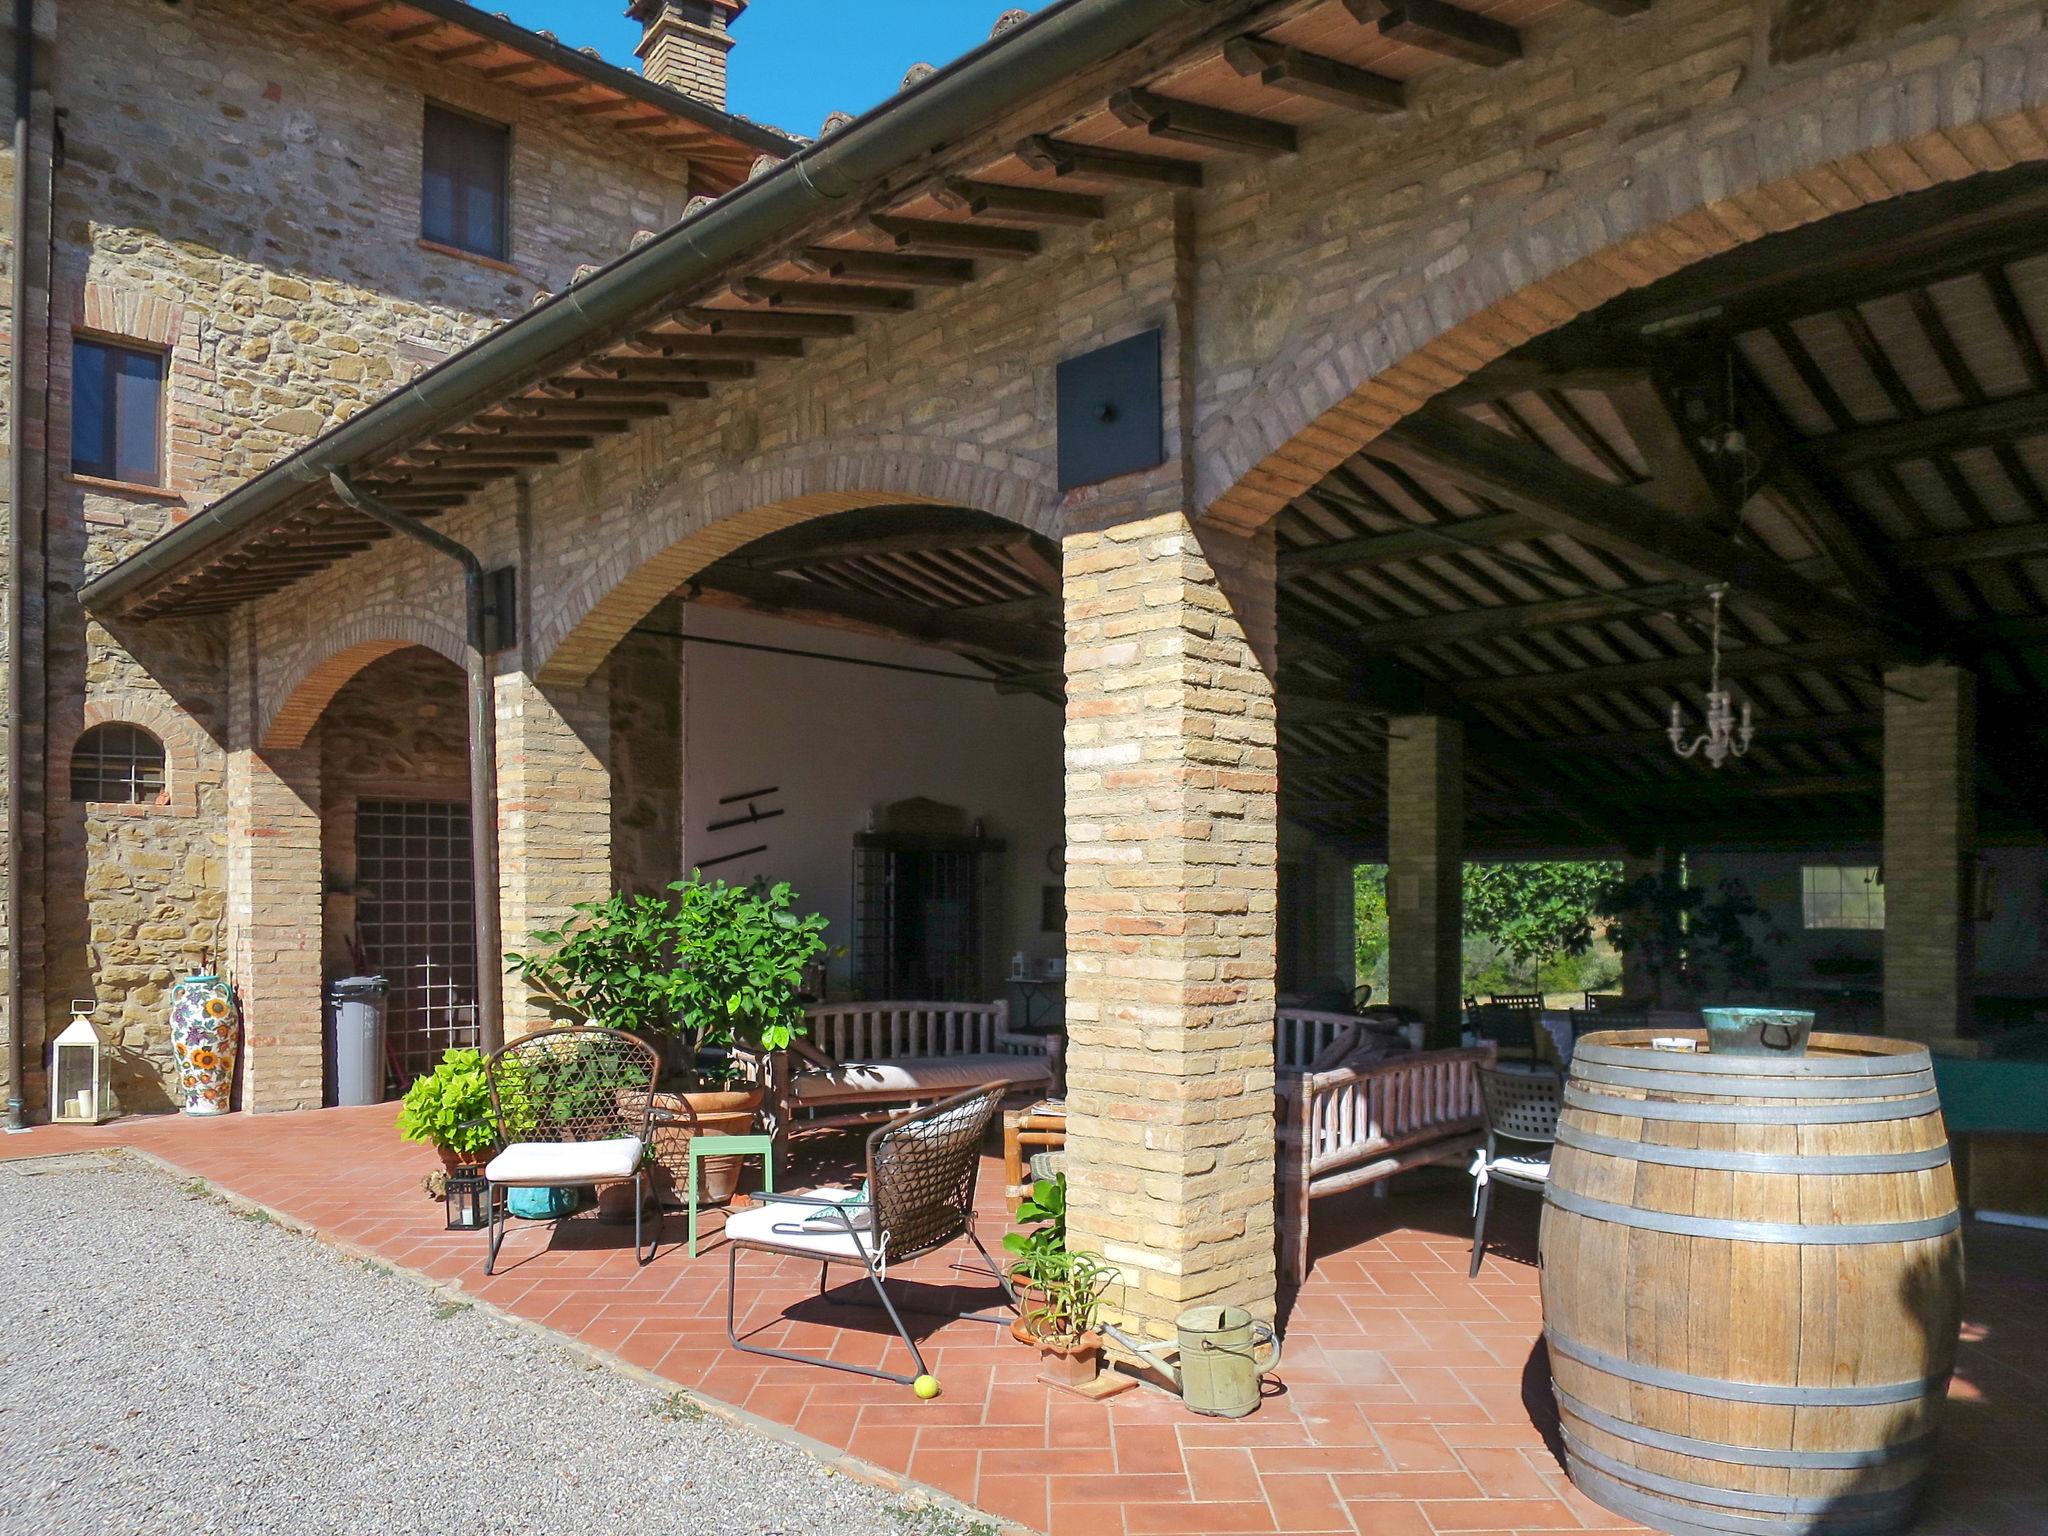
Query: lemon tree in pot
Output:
[[396, 1047, 501, 1179], [507, 872, 830, 1212]]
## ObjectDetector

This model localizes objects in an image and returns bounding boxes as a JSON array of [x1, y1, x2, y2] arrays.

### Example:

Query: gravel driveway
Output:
[[0, 1152, 985, 1536]]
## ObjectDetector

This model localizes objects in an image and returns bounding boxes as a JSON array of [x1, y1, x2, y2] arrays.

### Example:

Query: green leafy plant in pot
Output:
[[396, 1047, 501, 1179], [506, 872, 832, 1209], [1003, 1174, 1117, 1388]]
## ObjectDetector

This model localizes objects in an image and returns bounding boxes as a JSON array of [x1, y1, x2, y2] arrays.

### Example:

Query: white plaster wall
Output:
[[676, 605, 1065, 1006]]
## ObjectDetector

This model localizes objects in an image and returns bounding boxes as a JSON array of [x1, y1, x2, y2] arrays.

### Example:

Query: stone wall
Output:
[[23, 0, 708, 1114]]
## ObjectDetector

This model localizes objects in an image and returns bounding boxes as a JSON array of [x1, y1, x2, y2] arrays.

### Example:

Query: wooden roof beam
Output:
[[1015, 136, 1203, 188], [1222, 36, 1405, 114], [688, 568, 1060, 667], [680, 308, 854, 338], [1801, 388, 2048, 470], [937, 179, 1106, 225], [1372, 409, 1916, 651], [1454, 637, 1883, 701], [1279, 510, 1550, 572], [737, 277, 914, 313], [802, 248, 977, 286], [1347, 0, 1521, 67], [1107, 86, 1299, 157], [868, 215, 1040, 258], [1334, 581, 1694, 649]]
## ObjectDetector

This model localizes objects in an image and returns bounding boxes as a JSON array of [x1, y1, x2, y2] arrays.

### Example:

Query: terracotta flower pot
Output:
[[626, 1086, 765, 1207], [1011, 1317, 1103, 1388], [595, 1176, 651, 1221]]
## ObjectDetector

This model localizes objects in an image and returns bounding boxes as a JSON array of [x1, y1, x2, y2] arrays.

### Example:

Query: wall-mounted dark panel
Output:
[[1057, 329, 1164, 490]]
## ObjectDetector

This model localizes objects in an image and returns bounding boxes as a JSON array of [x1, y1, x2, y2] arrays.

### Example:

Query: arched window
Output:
[[70, 723, 167, 805]]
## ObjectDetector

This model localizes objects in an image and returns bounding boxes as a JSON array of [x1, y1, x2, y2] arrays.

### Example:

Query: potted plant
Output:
[[506, 872, 832, 1206], [1008, 1246, 1117, 1389], [1003, 1173, 1115, 1389], [1597, 869, 1781, 1008], [395, 1047, 500, 1179]]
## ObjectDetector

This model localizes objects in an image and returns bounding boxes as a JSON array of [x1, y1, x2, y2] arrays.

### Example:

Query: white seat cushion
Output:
[[1484, 1153, 1550, 1184], [485, 1136, 643, 1187], [790, 1052, 1049, 1106], [724, 1186, 877, 1263]]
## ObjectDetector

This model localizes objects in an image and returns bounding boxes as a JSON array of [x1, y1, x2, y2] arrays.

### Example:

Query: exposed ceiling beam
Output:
[[1278, 511, 1550, 573], [1372, 408, 1917, 652], [1895, 521, 2048, 569], [1107, 87, 1298, 156], [1015, 135, 1203, 188], [869, 215, 1040, 258], [1348, 0, 1521, 66], [803, 248, 977, 286], [681, 308, 855, 339], [1222, 36, 1405, 114], [1336, 581, 1694, 649], [938, 179, 1107, 225], [1800, 389, 2048, 470], [687, 567, 1059, 667], [1453, 637, 1882, 701], [738, 277, 915, 313]]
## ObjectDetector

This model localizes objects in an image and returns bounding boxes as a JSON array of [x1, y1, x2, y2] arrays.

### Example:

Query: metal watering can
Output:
[[1103, 1305, 1282, 1418]]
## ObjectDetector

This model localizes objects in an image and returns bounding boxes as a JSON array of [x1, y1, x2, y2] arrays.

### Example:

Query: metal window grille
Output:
[[69, 723, 166, 805], [355, 800, 479, 1085], [851, 841, 986, 1001]]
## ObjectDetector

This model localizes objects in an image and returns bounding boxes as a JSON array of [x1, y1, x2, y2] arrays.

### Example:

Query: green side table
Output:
[[686, 1132, 775, 1257]]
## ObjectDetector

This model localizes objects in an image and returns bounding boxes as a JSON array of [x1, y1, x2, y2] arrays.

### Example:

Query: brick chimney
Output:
[[627, 0, 745, 111]]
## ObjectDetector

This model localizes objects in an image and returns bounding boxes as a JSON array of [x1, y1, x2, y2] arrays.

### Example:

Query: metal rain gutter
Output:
[[78, 0, 1224, 618], [6, 0, 32, 1130]]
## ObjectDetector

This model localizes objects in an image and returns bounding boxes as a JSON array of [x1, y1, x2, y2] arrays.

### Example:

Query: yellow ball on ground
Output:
[[912, 1374, 942, 1400]]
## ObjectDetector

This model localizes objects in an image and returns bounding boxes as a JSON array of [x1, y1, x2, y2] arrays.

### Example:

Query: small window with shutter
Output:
[[421, 102, 510, 261]]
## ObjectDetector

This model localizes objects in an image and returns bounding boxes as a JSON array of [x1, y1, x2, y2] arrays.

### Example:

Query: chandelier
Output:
[[1667, 584, 1754, 768]]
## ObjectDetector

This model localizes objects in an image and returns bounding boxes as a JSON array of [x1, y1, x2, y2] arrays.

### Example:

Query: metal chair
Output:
[[1469, 1001, 1539, 1063], [481, 1026, 660, 1275], [1469, 1067, 1561, 1277], [722, 1083, 1014, 1390]]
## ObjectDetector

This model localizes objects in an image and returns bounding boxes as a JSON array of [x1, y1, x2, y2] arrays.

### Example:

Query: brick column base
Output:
[[1062, 511, 1279, 1335], [1388, 715, 1464, 1046], [497, 666, 613, 1039], [226, 743, 323, 1112], [1884, 663, 1975, 1048]]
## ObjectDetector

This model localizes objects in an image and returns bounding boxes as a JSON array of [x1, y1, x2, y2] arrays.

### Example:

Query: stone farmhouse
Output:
[[8, 0, 2048, 1327]]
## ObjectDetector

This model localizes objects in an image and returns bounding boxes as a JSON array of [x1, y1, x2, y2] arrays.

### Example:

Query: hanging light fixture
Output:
[[1668, 584, 1755, 768]]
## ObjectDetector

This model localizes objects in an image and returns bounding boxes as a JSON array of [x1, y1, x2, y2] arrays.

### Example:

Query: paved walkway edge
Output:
[[38, 1144, 1029, 1536]]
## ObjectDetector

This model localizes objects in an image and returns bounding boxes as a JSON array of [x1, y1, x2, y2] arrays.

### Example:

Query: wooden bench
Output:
[[771, 1000, 1060, 1141], [1277, 1006, 1424, 1072], [1276, 1043, 1497, 1288]]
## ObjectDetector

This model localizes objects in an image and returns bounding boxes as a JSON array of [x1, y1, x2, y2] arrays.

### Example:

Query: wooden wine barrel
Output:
[[1540, 1031, 1963, 1536]]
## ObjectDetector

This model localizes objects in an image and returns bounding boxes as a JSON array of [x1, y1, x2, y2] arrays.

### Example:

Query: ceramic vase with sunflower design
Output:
[[169, 974, 239, 1115]]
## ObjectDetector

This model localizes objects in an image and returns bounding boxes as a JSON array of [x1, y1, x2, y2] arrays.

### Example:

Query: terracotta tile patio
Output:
[[10, 1107, 2046, 1536]]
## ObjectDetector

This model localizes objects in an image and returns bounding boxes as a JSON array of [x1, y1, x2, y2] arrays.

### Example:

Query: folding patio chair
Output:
[[481, 1026, 660, 1275], [1469, 1066, 1561, 1277], [722, 1083, 1014, 1390]]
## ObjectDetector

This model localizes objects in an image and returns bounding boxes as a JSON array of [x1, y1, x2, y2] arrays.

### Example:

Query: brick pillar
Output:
[[1387, 716, 1463, 1046], [497, 665, 613, 1039], [225, 747, 324, 1111], [1063, 510, 1279, 1336], [1312, 847, 1359, 996], [1883, 663, 1975, 1047]]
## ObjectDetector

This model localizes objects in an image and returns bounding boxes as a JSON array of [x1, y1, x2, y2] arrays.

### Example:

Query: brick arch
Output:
[[259, 607, 467, 750], [53, 695, 207, 816], [534, 437, 1058, 685], [1201, 66, 2048, 533]]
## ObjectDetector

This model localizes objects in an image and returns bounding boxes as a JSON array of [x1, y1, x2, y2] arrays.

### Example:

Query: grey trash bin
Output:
[[329, 976, 390, 1106]]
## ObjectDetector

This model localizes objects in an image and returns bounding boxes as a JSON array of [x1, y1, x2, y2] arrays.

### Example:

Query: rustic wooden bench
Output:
[[770, 999, 1060, 1142], [1276, 1043, 1497, 1288]]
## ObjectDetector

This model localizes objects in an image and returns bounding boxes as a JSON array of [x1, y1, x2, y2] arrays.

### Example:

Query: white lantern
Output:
[[51, 1004, 110, 1125]]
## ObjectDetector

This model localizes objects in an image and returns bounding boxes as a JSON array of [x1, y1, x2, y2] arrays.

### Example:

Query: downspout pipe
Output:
[[328, 473, 504, 1054], [78, 0, 1227, 616], [6, 0, 34, 1130]]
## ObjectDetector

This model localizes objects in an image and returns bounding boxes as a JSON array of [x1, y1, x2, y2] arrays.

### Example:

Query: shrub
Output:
[[395, 1048, 498, 1158]]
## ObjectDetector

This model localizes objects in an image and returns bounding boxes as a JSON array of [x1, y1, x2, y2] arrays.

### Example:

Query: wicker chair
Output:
[[722, 1084, 1013, 1391], [1469, 1067, 1562, 1277], [480, 1026, 660, 1275]]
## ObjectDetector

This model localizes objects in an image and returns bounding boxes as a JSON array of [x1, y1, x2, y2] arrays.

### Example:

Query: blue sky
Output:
[[492, 2, 1035, 138]]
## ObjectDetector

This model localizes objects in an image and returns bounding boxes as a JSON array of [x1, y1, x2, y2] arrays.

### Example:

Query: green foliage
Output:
[[1008, 1246, 1117, 1347], [505, 871, 832, 1086], [1464, 861, 1620, 983], [1353, 860, 1623, 998], [1599, 867, 1778, 1000], [395, 1048, 499, 1157], [1002, 1173, 1067, 1262]]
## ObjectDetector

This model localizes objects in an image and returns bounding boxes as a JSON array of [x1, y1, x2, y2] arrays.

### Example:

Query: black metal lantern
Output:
[[445, 1167, 489, 1231]]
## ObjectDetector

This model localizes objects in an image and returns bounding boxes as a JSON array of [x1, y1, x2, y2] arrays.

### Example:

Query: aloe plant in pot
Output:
[[506, 871, 831, 1210], [1004, 1174, 1117, 1389]]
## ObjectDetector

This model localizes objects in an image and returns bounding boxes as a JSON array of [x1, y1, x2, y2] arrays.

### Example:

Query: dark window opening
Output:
[[70, 723, 167, 805], [852, 834, 998, 1001], [71, 339, 165, 486], [421, 102, 509, 260]]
